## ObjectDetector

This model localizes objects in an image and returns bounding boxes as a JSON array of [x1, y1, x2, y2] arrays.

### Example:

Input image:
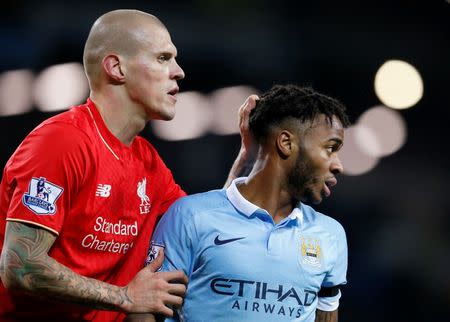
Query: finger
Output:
[[147, 247, 164, 272], [158, 270, 188, 284], [167, 282, 187, 296], [156, 304, 174, 318], [239, 94, 259, 118], [163, 294, 184, 309]]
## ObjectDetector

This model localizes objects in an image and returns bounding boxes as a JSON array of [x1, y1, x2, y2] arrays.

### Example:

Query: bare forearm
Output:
[[0, 222, 131, 311], [315, 309, 338, 322], [223, 148, 256, 188]]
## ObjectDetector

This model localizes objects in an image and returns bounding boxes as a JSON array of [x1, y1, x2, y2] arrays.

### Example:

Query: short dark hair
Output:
[[249, 84, 350, 143]]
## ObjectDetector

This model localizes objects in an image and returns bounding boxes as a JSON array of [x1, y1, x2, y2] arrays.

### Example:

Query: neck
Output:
[[237, 156, 295, 224], [89, 90, 147, 146]]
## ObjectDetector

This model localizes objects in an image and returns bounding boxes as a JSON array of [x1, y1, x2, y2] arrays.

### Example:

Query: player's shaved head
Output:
[[83, 9, 166, 86]]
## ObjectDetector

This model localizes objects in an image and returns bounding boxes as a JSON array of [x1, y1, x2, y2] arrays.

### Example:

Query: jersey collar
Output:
[[85, 98, 128, 160], [226, 177, 303, 225]]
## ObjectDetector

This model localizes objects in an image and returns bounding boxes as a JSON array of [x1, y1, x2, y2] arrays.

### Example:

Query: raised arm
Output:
[[0, 221, 187, 316], [223, 94, 259, 187]]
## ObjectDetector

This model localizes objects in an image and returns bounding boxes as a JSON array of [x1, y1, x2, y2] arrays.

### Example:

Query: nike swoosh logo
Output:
[[214, 235, 245, 245]]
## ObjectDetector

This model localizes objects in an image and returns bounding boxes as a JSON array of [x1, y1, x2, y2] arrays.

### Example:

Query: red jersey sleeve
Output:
[[2, 121, 92, 235]]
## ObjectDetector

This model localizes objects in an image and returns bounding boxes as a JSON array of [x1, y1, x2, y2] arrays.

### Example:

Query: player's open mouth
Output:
[[167, 87, 179, 103], [168, 87, 179, 96], [323, 178, 337, 197]]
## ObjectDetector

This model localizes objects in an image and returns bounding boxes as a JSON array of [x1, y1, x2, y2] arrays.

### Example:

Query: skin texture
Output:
[[289, 115, 344, 205], [315, 309, 338, 322], [85, 10, 185, 146], [238, 114, 344, 222]]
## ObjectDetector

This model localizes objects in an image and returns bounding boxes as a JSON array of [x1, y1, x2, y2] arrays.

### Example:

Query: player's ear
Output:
[[276, 130, 297, 159], [102, 54, 125, 84]]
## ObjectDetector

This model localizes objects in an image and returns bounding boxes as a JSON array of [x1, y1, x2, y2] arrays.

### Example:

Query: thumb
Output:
[[147, 247, 165, 272]]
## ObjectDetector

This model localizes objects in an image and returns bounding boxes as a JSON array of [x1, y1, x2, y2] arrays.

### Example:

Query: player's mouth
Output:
[[167, 87, 179, 103], [323, 178, 337, 197]]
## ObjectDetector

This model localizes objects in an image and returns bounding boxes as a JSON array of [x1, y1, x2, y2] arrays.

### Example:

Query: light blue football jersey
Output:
[[149, 178, 347, 322]]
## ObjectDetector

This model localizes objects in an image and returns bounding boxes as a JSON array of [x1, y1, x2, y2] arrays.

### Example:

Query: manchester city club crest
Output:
[[300, 236, 323, 268], [22, 177, 63, 215]]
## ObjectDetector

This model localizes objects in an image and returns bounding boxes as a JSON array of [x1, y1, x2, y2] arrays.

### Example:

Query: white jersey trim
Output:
[[317, 289, 341, 311], [226, 177, 303, 223]]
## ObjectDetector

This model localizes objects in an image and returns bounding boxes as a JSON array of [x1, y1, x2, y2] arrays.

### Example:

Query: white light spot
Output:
[[340, 125, 379, 176], [356, 105, 407, 157], [151, 91, 212, 141], [0, 69, 34, 116], [374, 60, 423, 109], [209, 86, 260, 135], [33, 62, 89, 112]]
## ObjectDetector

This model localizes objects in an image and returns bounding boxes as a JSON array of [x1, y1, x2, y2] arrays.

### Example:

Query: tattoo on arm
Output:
[[315, 309, 338, 322], [0, 221, 132, 311]]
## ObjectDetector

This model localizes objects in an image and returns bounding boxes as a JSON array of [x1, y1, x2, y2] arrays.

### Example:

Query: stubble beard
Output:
[[288, 152, 321, 205]]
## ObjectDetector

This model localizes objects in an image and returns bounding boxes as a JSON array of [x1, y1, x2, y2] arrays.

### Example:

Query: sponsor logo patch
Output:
[[22, 177, 63, 215]]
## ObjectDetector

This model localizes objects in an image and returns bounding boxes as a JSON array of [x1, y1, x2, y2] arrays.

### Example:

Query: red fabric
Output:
[[0, 99, 186, 321]]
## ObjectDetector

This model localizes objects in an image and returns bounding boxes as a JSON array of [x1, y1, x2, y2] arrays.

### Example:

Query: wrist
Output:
[[118, 286, 134, 313]]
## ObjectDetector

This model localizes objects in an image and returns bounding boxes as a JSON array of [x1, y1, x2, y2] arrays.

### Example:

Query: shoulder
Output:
[[165, 189, 228, 218], [157, 189, 227, 235], [30, 105, 93, 143], [171, 189, 228, 214], [301, 203, 346, 238]]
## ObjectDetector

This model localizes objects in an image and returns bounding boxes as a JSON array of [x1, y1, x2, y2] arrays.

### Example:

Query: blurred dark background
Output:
[[1, 1, 449, 321]]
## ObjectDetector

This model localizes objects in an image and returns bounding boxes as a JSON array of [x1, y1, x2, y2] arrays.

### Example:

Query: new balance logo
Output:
[[214, 235, 245, 245], [96, 184, 111, 198]]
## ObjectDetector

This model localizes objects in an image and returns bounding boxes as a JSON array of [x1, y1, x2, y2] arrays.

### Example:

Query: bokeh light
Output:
[[151, 91, 212, 141], [374, 59, 423, 109], [0, 70, 34, 116], [33, 63, 89, 112], [340, 125, 379, 176], [209, 86, 260, 135], [355, 105, 407, 157]]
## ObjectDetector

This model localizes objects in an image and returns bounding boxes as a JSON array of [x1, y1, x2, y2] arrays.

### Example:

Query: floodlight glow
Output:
[[151, 91, 212, 141], [0, 69, 34, 116], [374, 60, 423, 109], [340, 125, 379, 176], [209, 86, 260, 135], [356, 105, 407, 157], [33, 62, 89, 112]]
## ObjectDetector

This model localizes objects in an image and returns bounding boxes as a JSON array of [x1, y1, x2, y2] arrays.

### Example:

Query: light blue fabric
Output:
[[149, 177, 347, 322]]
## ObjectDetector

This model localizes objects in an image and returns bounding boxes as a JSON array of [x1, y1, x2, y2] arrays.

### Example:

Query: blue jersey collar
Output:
[[226, 177, 303, 225]]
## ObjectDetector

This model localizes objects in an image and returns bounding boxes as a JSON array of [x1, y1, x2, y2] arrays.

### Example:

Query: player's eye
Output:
[[158, 54, 170, 62]]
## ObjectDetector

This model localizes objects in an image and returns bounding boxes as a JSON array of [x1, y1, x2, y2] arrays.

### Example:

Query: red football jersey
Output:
[[0, 99, 186, 321]]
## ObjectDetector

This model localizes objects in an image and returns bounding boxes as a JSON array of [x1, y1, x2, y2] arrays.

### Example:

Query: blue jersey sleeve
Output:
[[147, 199, 197, 275], [322, 223, 348, 288]]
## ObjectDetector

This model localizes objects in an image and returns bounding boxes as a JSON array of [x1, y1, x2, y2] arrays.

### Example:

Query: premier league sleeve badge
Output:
[[22, 177, 64, 215]]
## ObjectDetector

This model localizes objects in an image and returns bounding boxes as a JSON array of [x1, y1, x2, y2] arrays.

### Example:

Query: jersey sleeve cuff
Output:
[[317, 289, 341, 311]]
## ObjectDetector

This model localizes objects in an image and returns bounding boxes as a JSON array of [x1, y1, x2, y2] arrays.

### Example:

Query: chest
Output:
[[192, 217, 335, 295]]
